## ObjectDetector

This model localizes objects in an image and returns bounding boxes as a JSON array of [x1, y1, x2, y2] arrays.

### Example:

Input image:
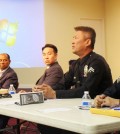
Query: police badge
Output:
[[84, 65, 88, 77]]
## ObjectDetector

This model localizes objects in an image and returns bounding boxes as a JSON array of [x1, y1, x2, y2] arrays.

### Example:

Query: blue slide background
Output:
[[0, 0, 45, 68]]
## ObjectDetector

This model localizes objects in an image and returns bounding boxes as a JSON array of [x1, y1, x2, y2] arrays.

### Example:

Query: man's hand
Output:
[[32, 85, 42, 92], [101, 97, 119, 107], [32, 84, 56, 99], [18, 90, 27, 93], [94, 94, 106, 107]]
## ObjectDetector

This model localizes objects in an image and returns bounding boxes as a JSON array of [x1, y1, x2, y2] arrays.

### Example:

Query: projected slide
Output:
[[0, 0, 45, 68]]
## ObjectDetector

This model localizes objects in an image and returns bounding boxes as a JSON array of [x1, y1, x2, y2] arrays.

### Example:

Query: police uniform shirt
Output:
[[55, 51, 113, 99]]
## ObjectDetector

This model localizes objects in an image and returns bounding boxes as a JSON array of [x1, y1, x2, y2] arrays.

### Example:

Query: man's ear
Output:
[[55, 53, 58, 60], [85, 39, 91, 47]]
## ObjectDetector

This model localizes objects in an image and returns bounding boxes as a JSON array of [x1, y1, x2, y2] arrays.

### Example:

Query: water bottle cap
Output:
[[84, 91, 89, 94], [10, 84, 13, 86]]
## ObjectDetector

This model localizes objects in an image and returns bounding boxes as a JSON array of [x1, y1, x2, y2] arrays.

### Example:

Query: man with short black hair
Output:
[[34, 44, 64, 89]]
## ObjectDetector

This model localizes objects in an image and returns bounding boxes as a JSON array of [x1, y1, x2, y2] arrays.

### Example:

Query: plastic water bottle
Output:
[[8, 84, 16, 94], [80, 91, 92, 110]]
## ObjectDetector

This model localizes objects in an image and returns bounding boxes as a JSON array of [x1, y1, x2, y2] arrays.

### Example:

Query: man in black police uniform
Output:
[[33, 26, 113, 134]]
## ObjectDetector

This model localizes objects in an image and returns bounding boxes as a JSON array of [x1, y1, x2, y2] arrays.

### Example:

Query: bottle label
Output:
[[82, 101, 91, 106], [9, 91, 15, 94], [80, 100, 92, 110]]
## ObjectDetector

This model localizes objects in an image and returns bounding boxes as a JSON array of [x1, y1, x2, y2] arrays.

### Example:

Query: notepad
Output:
[[90, 107, 120, 118]]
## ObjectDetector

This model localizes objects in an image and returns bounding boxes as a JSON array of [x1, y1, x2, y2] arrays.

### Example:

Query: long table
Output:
[[0, 94, 120, 134]]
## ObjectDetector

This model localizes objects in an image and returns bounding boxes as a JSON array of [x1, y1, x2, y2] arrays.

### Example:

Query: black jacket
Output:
[[54, 52, 113, 99], [103, 78, 120, 99]]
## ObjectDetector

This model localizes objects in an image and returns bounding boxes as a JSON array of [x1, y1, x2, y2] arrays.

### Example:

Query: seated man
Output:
[[20, 44, 64, 93], [0, 53, 19, 133], [19, 44, 64, 132], [0, 53, 18, 89], [35, 44, 64, 89], [94, 77, 120, 107]]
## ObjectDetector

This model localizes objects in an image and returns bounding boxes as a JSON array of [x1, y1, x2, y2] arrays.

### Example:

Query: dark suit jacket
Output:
[[36, 62, 64, 89], [0, 67, 19, 89]]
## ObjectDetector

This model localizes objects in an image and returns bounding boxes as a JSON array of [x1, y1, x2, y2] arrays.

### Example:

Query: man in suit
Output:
[[35, 44, 64, 89], [0, 53, 19, 133], [20, 44, 64, 93], [0, 53, 18, 89], [19, 44, 64, 132]]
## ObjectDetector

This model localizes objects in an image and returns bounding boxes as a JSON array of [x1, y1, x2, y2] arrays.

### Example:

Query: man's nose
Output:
[[45, 56, 49, 59]]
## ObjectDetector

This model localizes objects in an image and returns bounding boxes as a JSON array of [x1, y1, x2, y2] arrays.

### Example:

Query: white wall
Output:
[[105, 0, 120, 81]]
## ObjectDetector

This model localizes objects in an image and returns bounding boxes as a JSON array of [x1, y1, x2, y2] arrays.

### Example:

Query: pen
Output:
[[111, 107, 120, 110]]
